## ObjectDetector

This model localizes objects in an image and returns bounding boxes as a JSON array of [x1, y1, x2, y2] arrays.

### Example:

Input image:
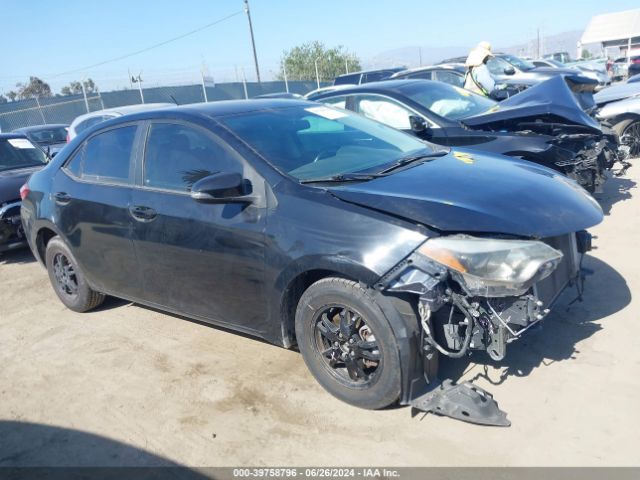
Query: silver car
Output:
[[68, 103, 175, 141]]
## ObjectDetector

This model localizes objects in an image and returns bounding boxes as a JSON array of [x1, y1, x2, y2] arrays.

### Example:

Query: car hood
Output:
[[328, 150, 602, 238], [594, 81, 640, 106], [0, 166, 42, 204], [462, 76, 601, 132]]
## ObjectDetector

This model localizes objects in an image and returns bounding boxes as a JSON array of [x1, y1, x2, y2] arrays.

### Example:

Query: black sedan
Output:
[[21, 100, 602, 422], [307, 79, 621, 193], [1, 134, 48, 252], [14, 124, 68, 158]]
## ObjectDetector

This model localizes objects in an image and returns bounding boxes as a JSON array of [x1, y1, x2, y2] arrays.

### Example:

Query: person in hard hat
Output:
[[464, 41, 496, 97]]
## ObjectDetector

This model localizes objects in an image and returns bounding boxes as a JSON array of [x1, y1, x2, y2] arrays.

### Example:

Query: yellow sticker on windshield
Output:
[[453, 86, 471, 97], [453, 151, 475, 164]]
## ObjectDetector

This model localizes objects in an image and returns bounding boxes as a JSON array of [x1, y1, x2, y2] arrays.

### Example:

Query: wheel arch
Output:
[[275, 257, 381, 349]]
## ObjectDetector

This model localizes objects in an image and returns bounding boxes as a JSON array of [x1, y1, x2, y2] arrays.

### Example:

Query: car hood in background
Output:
[[0, 166, 42, 204], [462, 76, 601, 132], [328, 151, 602, 238], [594, 81, 640, 106]]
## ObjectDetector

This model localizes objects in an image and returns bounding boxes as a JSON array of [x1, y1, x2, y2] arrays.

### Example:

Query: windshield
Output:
[[0, 138, 48, 172], [398, 82, 497, 121], [499, 54, 536, 71], [26, 126, 68, 145], [220, 105, 434, 181]]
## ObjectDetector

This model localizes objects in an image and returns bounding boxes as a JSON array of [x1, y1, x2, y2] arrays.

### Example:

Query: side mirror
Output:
[[503, 66, 516, 76], [190, 172, 253, 204], [409, 115, 431, 137]]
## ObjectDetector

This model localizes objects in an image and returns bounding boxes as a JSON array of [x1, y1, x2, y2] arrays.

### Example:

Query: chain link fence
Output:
[[0, 80, 326, 132]]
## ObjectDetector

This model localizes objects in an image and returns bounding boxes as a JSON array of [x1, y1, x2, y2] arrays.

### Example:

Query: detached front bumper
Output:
[[0, 201, 27, 253]]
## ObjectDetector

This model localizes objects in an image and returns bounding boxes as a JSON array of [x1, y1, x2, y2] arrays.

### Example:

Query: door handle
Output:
[[53, 192, 71, 205], [128, 205, 157, 222]]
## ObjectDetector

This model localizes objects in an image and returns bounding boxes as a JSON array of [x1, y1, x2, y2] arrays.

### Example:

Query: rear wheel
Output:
[[295, 277, 404, 409], [45, 236, 105, 312]]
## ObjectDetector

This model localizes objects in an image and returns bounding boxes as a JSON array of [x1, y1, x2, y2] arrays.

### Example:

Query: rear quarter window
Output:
[[79, 126, 137, 184]]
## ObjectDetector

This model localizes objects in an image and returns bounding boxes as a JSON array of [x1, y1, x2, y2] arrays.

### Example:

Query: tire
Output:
[[613, 118, 640, 157], [45, 236, 105, 312], [295, 277, 405, 410]]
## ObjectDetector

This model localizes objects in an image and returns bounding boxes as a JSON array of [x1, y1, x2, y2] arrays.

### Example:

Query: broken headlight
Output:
[[417, 236, 563, 297]]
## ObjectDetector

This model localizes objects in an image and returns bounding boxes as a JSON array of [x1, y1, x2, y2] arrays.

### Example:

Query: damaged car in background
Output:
[[0, 134, 48, 253], [594, 78, 640, 157], [21, 100, 603, 426], [308, 76, 627, 193]]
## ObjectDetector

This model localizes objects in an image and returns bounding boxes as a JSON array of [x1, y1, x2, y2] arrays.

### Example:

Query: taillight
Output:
[[19, 184, 30, 200]]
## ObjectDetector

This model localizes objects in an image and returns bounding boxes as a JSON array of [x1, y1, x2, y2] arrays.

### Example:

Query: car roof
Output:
[[391, 64, 465, 77], [309, 79, 441, 97], [78, 99, 327, 131], [14, 123, 68, 133], [70, 103, 176, 126], [0, 133, 29, 140], [335, 67, 405, 78]]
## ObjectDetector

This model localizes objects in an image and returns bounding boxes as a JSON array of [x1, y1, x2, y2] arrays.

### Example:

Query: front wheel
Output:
[[295, 277, 403, 409], [45, 236, 105, 312], [614, 118, 640, 157]]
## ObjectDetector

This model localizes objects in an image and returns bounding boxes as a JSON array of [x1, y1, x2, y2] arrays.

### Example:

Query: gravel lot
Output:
[[0, 166, 638, 467]]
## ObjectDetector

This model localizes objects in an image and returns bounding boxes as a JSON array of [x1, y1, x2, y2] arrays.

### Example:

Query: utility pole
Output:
[[244, 0, 261, 83]]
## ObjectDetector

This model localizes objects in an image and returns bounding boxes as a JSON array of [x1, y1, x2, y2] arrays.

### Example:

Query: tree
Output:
[[14, 76, 52, 99], [60, 78, 98, 96], [0, 94, 7, 104], [278, 41, 361, 82], [6, 91, 18, 102]]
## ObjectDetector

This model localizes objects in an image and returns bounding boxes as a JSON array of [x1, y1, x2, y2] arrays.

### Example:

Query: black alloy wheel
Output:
[[314, 304, 381, 386]]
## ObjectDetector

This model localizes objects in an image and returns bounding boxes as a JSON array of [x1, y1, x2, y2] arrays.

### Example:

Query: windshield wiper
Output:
[[377, 150, 448, 175], [300, 173, 383, 184]]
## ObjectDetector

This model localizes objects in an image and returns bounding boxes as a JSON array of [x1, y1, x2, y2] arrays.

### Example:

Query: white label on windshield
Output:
[[8, 138, 36, 149], [305, 106, 347, 120]]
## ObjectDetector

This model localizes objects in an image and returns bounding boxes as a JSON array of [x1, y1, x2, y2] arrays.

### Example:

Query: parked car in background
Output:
[[333, 68, 405, 86], [0, 134, 48, 252], [610, 56, 640, 81], [67, 103, 175, 141], [308, 78, 621, 192], [21, 100, 602, 423], [543, 52, 572, 64], [628, 61, 640, 79], [439, 53, 593, 97], [595, 77, 640, 157], [389, 64, 465, 86], [533, 58, 610, 88], [14, 124, 68, 158]]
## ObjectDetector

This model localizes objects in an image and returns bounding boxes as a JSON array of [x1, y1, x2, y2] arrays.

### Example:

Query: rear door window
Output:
[[407, 71, 432, 80], [434, 70, 464, 87], [80, 125, 137, 184], [143, 123, 242, 192]]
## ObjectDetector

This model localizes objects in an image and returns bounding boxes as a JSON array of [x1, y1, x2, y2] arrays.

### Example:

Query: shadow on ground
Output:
[[0, 421, 208, 477], [0, 248, 35, 266], [439, 254, 631, 386], [595, 174, 636, 215]]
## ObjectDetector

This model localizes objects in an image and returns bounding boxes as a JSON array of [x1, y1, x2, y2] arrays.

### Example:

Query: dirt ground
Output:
[[0, 167, 638, 468]]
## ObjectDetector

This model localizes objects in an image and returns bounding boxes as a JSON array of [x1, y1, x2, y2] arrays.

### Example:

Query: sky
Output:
[[2, 0, 639, 93]]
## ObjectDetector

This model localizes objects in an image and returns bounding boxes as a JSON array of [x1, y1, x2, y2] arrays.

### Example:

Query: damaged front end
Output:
[[463, 75, 631, 192], [548, 129, 627, 193], [380, 231, 592, 426]]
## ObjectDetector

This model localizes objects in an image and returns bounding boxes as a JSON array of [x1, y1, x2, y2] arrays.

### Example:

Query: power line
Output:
[[47, 10, 244, 79]]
